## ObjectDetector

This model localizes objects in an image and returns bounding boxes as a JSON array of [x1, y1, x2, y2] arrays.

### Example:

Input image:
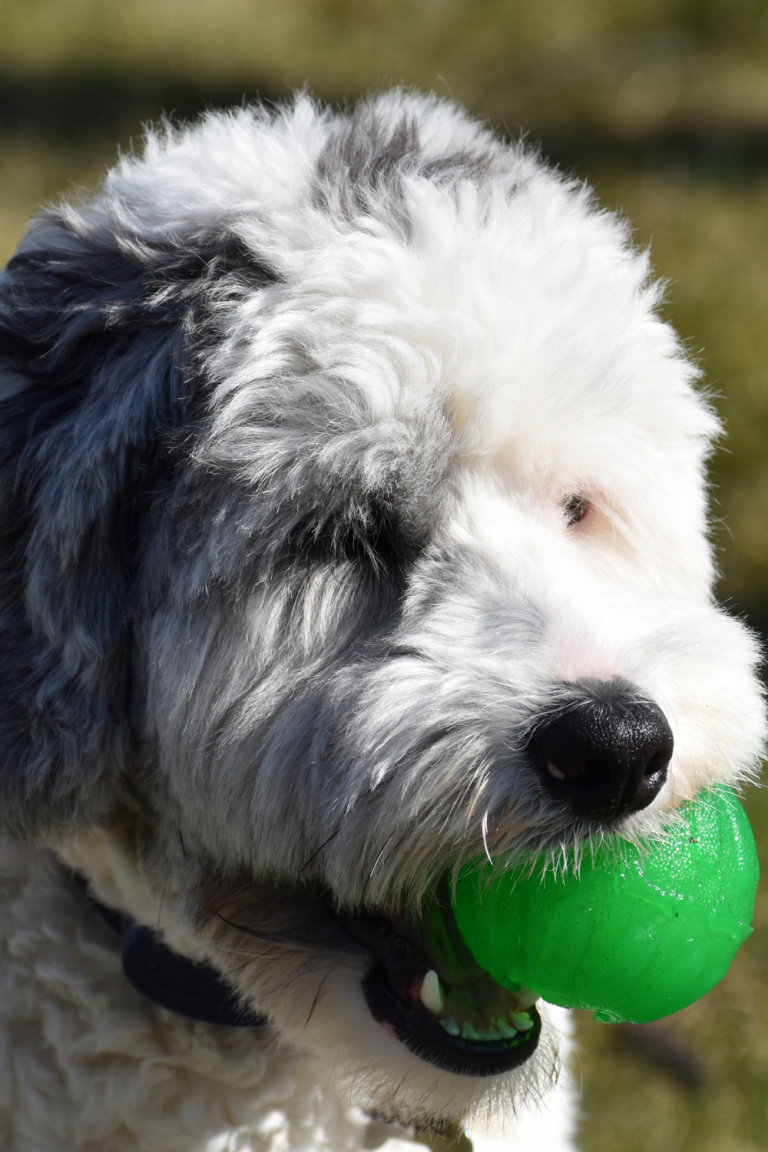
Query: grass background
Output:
[[2, 2, 768, 1148]]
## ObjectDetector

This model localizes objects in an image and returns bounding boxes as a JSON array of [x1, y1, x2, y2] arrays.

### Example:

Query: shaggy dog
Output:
[[0, 90, 764, 1152]]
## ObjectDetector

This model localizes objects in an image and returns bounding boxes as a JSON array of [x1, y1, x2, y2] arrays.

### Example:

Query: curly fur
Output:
[[0, 89, 763, 1151]]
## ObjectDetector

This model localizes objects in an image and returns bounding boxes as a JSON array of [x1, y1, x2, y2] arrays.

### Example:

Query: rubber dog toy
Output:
[[449, 786, 758, 1023]]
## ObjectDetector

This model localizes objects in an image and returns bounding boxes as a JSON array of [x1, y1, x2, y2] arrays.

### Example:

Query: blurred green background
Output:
[[2, 2, 768, 1149]]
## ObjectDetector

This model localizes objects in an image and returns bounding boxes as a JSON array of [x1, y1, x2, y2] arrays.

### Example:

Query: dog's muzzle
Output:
[[336, 680, 673, 1075]]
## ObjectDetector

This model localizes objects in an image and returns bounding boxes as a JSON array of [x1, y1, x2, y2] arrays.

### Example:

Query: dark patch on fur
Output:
[[284, 493, 426, 574], [0, 210, 278, 836], [313, 99, 498, 227]]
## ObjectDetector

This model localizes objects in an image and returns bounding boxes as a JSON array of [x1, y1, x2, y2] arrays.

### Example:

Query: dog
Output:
[[0, 89, 764, 1152]]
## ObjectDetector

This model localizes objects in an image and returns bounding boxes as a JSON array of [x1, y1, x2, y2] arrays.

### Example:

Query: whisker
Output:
[[215, 911, 305, 945], [299, 827, 341, 874], [302, 972, 331, 1031]]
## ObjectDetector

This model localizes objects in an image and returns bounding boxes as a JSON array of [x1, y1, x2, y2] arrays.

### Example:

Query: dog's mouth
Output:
[[337, 879, 541, 1077]]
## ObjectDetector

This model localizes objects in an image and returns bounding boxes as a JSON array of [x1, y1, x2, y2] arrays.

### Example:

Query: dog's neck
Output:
[[73, 872, 266, 1028]]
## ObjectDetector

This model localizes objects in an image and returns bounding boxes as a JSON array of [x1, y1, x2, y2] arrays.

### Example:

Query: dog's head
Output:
[[0, 91, 764, 1125]]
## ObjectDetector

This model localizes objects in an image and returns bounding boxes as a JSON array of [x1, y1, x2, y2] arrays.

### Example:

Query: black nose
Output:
[[530, 691, 674, 822]]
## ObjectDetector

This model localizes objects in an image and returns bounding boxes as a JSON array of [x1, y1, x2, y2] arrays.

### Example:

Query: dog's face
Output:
[[0, 92, 764, 1126]]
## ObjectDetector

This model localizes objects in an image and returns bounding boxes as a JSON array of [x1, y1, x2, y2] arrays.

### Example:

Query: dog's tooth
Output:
[[497, 1019, 518, 1039], [515, 988, 539, 1009], [440, 1018, 461, 1036], [510, 1012, 533, 1032], [419, 970, 445, 1015], [485, 1024, 502, 1040], [461, 1022, 481, 1041]]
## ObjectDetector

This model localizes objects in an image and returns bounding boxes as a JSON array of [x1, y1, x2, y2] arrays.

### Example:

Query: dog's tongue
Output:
[[432, 786, 758, 1025]]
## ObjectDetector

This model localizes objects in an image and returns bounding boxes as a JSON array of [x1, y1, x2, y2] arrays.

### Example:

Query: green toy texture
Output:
[[449, 786, 759, 1024]]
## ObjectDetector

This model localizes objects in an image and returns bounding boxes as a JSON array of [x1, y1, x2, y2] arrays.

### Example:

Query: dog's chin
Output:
[[254, 932, 552, 1126], [219, 889, 545, 1122], [208, 870, 543, 1084]]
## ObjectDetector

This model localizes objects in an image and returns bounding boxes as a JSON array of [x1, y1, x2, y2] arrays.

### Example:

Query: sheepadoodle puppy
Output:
[[0, 90, 764, 1152]]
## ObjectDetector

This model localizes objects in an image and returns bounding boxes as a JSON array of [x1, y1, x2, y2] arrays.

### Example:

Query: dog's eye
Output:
[[563, 494, 589, 526]]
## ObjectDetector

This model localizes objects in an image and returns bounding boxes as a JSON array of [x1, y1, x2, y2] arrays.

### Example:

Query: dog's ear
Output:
[[0, 206, 273, 838]]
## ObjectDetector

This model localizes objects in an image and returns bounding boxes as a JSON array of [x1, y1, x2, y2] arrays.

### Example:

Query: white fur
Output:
[[0, 839, 575, 1151]]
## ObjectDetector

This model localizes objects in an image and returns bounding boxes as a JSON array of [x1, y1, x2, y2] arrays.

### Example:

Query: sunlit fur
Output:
[[0, 90, 763, 1151]]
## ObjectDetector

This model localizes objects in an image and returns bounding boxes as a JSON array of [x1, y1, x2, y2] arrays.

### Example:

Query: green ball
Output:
[[450, 787, 759, 1024]]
